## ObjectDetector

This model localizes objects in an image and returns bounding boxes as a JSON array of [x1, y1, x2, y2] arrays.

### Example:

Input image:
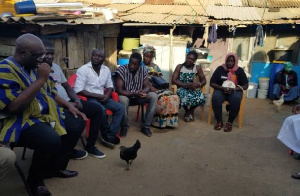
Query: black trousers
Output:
[[17, 110, 85, 182], [212, 89, 243, 123], [78, 100, 103, 149]]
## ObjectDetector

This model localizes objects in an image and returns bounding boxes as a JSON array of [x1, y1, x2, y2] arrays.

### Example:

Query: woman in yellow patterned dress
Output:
[[142, 46, 180, 128]]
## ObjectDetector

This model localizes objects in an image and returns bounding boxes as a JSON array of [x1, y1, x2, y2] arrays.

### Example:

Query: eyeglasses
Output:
[[26, 51, 46, 61]]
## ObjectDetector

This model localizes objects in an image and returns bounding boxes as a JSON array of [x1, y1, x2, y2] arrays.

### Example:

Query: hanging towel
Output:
[[208, 24, 217, 44], [255, 25, 264, 47]]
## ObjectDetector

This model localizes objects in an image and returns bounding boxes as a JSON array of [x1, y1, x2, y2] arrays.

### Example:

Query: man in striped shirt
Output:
[[115, 53, 158, 137], [0, 34, 85, 196]]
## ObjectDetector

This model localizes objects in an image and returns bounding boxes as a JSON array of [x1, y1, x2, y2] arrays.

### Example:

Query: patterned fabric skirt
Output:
[[177, 87, 205, 107], [152, 91, 179, 128]]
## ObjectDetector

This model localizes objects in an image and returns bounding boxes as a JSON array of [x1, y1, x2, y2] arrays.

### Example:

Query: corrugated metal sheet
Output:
[[112, 4, 207, 16], [127, 5, 175, 13], [163, 14, 208, 24], [105, 4, 142, 12], [169, 5, 207, 15], [119, 12, 207, 24], [206, 5, 300, 21], [173, 0, 246, 6], [174, 0, 300, 7], [58, 0, 109, 4], [145, 0, 174, 4], [3, 0, 300, 26], [257, 7, 300, 20], [126, 5, 207, 15], [58, 0, 144, 4], [0, 15, 122, 25], [55, 0, 300, 8], [112, 0, 145, 3], [249, 0, 300, 8], [207, 5, 262, 20]]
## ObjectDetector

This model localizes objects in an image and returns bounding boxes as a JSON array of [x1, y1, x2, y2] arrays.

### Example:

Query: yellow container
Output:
[[1, 0, 18, 16], [122, 38, 140, 51]]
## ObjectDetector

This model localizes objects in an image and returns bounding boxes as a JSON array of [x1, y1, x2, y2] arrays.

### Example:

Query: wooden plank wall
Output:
[[0, 23, 120, 78], [0, 37, 16, 60], [53, 39, 67, 70], [102, 24, 119, 71], [105, 37, 118, 71]]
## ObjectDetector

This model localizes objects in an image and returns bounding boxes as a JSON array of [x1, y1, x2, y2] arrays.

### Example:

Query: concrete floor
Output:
[[2, 98, 300, 196]]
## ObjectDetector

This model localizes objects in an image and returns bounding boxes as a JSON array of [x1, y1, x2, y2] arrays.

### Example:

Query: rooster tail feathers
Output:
[[134, 139, 141, 149]]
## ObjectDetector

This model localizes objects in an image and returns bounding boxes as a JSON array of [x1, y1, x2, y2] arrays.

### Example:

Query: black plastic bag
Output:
[[152, 76, 169, 90]]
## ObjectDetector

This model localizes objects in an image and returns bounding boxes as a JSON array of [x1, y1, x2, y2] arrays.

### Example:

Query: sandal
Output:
[[214, 122, 223, 131], [224, 122, 232, 132]]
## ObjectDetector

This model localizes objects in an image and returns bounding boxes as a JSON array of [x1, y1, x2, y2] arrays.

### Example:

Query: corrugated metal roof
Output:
[[206, 5, 262, 20], [0, 15, 122, 25], [168, 5, 207, 15], [58, 0, 144, 4], [173, 0, 245, 6], [127, 5, 175, 14], [174, 0, 300, 7], [104, 4, 142, 12], [54, 0, 300, 8], [2, 0, 300, 26], [125, 5, 207, 15], [249, 0, 300, 8], [257, 7, 300, 20], [119, 12, 208, 24]]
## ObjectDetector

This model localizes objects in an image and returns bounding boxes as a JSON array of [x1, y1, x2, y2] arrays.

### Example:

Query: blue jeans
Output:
[[87, 98, 125, 139], [272, 83, 299, 101], [119, 92, 158, 129]]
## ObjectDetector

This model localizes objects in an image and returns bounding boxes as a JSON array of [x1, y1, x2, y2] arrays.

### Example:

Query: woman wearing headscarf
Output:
[[210, 53, 248, 132], [272, 62, 299, 102], [172, 50, 206, 122], [142, 45, 180, 128]]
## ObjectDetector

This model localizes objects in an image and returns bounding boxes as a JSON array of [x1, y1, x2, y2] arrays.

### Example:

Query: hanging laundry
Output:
[[254, 24, 264, 47], [208, 24, 217, 44]]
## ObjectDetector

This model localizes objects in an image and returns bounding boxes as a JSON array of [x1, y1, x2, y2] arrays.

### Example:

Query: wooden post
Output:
[[203, 25, 209, 47], [169, 25, 176, 86]]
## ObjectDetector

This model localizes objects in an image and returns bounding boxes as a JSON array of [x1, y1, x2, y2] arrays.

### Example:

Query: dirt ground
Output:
[[2, 98, 300, 196]]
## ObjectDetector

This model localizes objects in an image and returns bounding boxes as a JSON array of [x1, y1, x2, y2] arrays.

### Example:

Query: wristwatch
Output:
[[132, 91, 136, 98]]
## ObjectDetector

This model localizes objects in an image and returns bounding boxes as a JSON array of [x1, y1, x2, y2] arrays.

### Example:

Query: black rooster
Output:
[[119, 139, 141, 170]]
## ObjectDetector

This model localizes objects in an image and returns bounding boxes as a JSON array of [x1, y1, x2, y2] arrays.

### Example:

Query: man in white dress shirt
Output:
[[74, 49, 125, 149]]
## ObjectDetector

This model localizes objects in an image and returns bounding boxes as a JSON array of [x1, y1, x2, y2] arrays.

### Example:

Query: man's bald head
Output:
[[13, 33, 45, 70], [15, 33, 44, 53]]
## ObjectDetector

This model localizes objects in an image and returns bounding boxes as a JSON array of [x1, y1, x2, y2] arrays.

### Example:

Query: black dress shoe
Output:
[[27, 179, 51, 196], [53, 170, 78, 178], [291, 172, 300, 179], [35, 185, 52, 196]]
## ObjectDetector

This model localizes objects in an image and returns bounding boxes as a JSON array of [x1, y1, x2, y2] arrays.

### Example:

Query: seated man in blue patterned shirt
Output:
[[0, 34, 86, 196]]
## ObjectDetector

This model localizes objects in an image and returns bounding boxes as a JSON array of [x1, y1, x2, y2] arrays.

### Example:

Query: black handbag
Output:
[[152, 76, 169, 90]]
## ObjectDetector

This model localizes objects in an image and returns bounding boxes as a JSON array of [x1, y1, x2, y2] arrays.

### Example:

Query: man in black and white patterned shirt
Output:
[[115, 53, 158, 138]]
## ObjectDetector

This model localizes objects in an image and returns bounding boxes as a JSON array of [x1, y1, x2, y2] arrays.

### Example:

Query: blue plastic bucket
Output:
[[14, 0, 36, 15], [117, 58, 129, 66]]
